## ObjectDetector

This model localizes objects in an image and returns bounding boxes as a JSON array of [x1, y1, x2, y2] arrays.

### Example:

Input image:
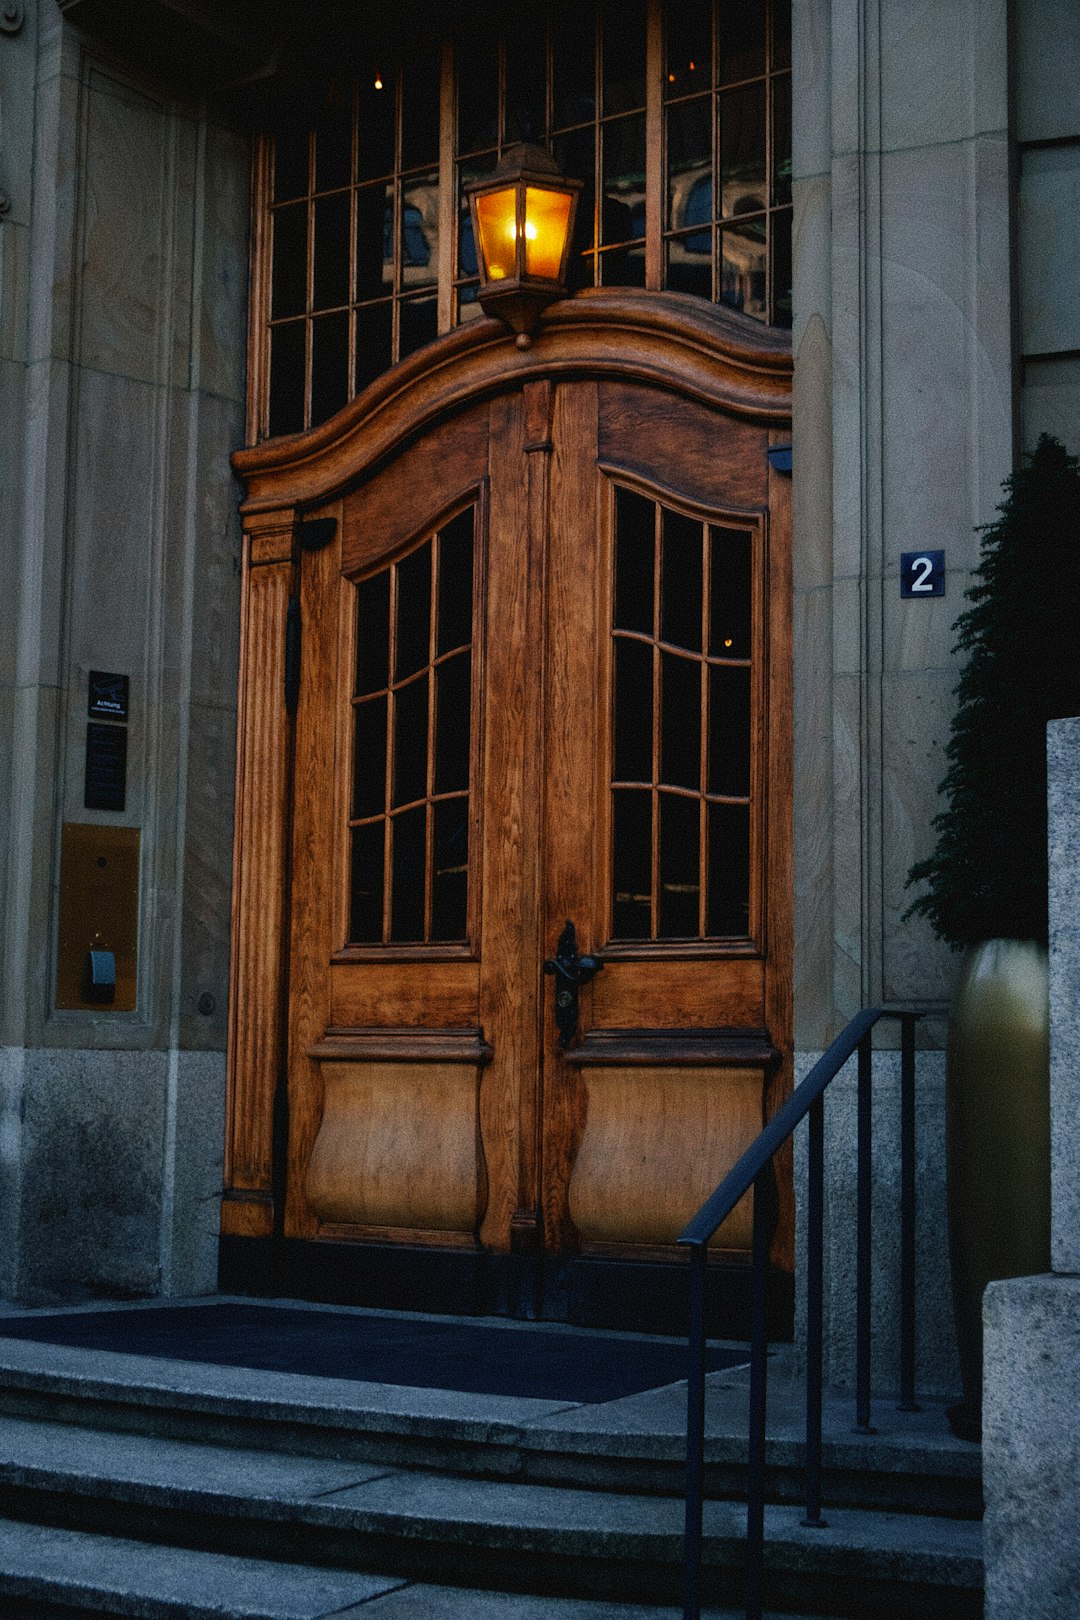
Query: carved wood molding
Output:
[[233, 290, 793, 515], [563, 1027, 781, 1068]]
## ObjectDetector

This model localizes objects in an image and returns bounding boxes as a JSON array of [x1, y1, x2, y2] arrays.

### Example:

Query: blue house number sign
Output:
[[900, 550, 945, 598]]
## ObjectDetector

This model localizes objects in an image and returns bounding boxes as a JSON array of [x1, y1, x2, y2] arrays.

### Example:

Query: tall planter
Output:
[[906, 436, 1080, 1439], [946, 939, 1050, 1439]]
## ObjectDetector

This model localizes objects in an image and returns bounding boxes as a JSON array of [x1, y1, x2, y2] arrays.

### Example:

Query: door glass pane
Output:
[[614, 488, 654, 634], [708, 801, 750, 936], [391, 804, 427, 940], [350, 821, 385, 942], [435, 652, 471, 794], [660, 651, 701, 790], [708, 664, 751, 797], [355, 569, 391, 694], [393, 675, 429, 807], [612, 789, 652, 939], [659, 791, 700, 938], [661, 508, 703, 651], [348, 510, 475, 946], [353, 695, 387, 819], [609, 484, 756, 943], [613, 637, 654, 782], [437, 509, 474, 654], [433, 798, 469, 939], [395, 540, 432, 681], [709, 527, 751, 657]]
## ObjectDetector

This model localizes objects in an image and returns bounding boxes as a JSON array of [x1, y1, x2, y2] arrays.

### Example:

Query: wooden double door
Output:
[[224, 308, 793, 1311]]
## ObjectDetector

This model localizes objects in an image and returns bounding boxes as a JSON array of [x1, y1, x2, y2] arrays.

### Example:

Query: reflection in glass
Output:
[[602, 115, 646, 247], [720, 83, 766, 218], [720, 217, 767, 320]]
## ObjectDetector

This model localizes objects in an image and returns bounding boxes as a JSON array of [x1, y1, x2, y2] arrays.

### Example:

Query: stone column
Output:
[[983, 718, 1080, 1617]]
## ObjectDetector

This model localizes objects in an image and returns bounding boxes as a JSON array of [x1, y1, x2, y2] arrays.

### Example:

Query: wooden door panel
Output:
[[340, 404, 489, 578], [587, 956, 766, 1028], [329, 959, 481, 1026], [598, 383, 768, 510]]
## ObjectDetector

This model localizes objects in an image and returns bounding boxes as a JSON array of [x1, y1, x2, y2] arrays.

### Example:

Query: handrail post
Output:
[[683, 1240, 707, 1620], [802, 1092, 827, 1526], [855, 1032, 874, 1433], [746, 1169, 770, 1620], [898, 1011, 919, 1410]]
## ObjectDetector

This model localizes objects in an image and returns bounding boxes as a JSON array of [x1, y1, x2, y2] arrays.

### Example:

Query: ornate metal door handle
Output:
[[543, 919, 603, 1048]]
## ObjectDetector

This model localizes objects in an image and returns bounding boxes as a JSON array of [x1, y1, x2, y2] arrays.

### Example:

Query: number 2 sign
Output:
[[900, 550, 945, 598]]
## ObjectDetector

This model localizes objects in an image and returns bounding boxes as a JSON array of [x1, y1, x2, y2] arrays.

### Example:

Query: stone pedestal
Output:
[[983, 718, 1080, 1616]]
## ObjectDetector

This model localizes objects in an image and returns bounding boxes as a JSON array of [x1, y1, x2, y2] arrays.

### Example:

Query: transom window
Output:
[[253, 0, 791, 442]]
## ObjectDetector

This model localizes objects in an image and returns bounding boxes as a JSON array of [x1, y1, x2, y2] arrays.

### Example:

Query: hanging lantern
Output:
[[464, 143, 582, 347]]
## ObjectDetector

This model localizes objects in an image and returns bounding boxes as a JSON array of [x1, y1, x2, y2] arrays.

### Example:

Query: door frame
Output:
[[220, 289, 793, 1330]]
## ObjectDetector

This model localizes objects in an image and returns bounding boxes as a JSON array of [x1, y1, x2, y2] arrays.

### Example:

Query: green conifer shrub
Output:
[[905, 435, 1080, 948]]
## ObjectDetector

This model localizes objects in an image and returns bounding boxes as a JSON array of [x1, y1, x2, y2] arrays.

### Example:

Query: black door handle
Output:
[[543, 919, 603, 1048]]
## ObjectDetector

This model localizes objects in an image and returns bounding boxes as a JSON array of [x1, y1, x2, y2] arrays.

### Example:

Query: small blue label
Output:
[[900, 550, 945, 598]]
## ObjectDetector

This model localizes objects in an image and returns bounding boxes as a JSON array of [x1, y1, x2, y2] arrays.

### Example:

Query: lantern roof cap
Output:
[[483, 141, 577, 186]]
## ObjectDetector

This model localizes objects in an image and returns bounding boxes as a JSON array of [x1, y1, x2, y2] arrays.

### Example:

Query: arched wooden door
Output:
[[223, 297, 792, 1324]]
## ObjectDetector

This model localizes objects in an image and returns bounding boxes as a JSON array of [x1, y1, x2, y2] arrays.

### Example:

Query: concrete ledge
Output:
[[984, 1273, 1080, 1618]]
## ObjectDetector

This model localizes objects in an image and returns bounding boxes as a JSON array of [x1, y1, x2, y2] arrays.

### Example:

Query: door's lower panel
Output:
[[217, 1235, 794, 1340]]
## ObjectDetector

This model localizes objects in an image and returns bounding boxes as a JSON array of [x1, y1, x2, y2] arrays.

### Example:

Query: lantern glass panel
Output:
[[474, 185, 520, 281], [524, 187, 573, 280]]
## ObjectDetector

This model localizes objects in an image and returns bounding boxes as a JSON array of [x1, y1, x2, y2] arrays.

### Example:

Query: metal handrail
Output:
[[678, 1007, 927, 1620]]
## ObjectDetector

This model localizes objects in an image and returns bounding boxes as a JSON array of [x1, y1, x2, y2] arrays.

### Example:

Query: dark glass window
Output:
[[258, 1, 792, 440], [609, 486, 757, 942], [348, 509, 476, 945]]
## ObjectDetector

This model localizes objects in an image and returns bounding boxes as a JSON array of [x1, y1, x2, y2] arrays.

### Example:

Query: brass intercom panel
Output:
[[56, 823, 140, 1010]]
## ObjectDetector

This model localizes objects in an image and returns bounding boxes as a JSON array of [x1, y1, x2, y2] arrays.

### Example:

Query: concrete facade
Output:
[[0, 3, 247, 1300]]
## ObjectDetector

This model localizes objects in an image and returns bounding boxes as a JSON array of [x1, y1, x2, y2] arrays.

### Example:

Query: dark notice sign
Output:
[[84, 723, 128, 812], [900, 550, 945, 598], [88, 671, 130, 720]]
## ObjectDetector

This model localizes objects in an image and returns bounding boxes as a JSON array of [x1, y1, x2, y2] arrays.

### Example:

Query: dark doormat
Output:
[[0, 1302, 747, 1403]]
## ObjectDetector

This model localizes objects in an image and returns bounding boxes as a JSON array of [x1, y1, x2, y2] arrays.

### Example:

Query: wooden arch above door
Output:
[[222, 290, 792, 1322]]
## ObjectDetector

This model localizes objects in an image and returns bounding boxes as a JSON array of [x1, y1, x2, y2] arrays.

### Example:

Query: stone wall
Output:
[[0, 1, 248, 1301], [790, 0, 1014, 1398]]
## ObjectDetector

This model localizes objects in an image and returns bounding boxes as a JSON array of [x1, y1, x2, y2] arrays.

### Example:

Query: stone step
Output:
[[0, 1324, 982, 1518], [0, 1413, 981, 1616], [0, 1517, 827, 1619]]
